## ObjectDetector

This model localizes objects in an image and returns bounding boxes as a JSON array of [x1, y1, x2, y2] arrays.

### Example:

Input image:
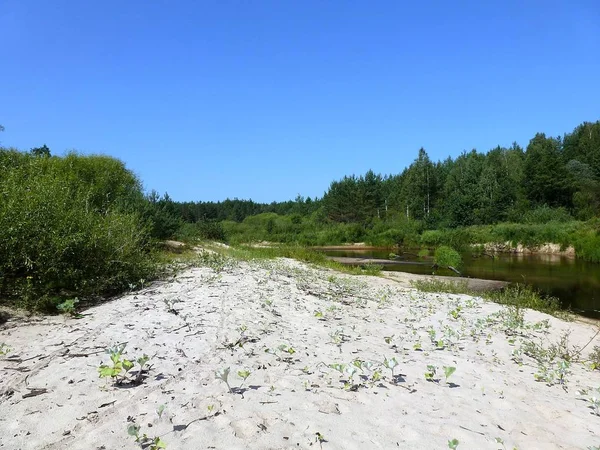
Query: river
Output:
[[319, 248, 600, 319]]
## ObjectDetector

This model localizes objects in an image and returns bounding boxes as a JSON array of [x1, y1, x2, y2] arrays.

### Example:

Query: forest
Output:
[[1, 120, 599, 313], [168, 121, 600, 259]]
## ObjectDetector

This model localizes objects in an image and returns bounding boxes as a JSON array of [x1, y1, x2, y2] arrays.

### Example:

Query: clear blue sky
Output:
[[2, 1, 599, 203]]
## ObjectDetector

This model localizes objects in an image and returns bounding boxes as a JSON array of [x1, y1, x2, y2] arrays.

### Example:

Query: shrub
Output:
[[522, 205, 573, 224], [0, 149, 156, 311], [433, 246, 462, 269]]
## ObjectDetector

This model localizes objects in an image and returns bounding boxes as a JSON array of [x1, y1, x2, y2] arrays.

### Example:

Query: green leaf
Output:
[[448, 438, 459, 449], [127, 423, 140, 438], [152, 437, 167, 449], [384, 357, 398, 370], [137, 355, 150, 367], [122, 359, 134, 372], [443, 366, 456, 380], [98, 364, 121, 378], [215, 367, 230, 382], [237, 370, 251, 380]]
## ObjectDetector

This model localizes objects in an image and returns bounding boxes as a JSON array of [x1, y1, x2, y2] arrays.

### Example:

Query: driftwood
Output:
[[431, 264, 462, 277]]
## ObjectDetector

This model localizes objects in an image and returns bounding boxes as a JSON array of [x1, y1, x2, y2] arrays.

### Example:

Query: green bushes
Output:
[[433, 246, 462, 269], [0, 149, 156, 312], [175, 220, 226, 242], [483, 284, 562, 315]]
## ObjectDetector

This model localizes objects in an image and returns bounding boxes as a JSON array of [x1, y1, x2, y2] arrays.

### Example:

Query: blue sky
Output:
[[1, 1, 599, 203]]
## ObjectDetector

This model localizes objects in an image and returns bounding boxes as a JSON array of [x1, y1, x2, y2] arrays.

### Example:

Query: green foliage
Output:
[[483, 284, 561, 315], [433, 246, 462, 269], [175, 220, 226, 242], [522, 205, 573, 224], [0, 149, 157, 312], [98, 344, 150, 385], [56, 298, 80, 317], [0, 343, 10, 355], [411, 279, 471, 295]]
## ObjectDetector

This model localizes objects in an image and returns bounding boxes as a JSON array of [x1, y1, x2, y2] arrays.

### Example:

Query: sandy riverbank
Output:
[[1, 254, 599, 449]]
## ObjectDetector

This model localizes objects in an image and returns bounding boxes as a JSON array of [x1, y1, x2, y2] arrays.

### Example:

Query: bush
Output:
[[175, 220, 227, 242], [0, 149, 156, 311], [522, 205, 573, 224], [433, 246, 462, 269], [483, 284, 561, 315]]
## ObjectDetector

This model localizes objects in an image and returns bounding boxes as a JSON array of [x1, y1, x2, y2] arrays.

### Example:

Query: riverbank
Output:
[[1, 252, 599, 449]]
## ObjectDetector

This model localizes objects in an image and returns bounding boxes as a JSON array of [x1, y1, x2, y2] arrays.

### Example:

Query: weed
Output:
[[383, 356, 399, 379], [425, 365, 437, 382], [127, 422, 166, 449], [534, 360, 570, 388], [215, 367, 252, 393], [215, 367, 232, 393], [0, 343, 10, 356], [443, 366, 456, 382], [265, 344, 296, 362], [483, 284, 563, 316], [577, 387, 600, 416], [98, 344, 150, 385], [448, 438, 459, 449], [411, 279, 471, 295], [315, 431, 327, 448], [56, 298, 80, 317], [237, 369, 251, 390], [589, 346, 600, 370]]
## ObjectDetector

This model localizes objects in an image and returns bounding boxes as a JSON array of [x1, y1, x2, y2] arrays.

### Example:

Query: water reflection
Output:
[[319, 248, 600, 319]]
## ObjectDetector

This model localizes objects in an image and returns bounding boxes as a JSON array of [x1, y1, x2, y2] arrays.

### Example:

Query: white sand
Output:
[[1, 256, 599, 449]]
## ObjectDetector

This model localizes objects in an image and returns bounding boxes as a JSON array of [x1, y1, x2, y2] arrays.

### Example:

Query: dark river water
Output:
[[320, 248, 600, 319]]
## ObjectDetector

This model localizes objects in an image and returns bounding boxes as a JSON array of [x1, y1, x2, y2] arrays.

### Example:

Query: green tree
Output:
[[441, 150, 485, 226], [30, 144, 51, 157], [523, 134, 572, 207], [401, 148, 438, 221]]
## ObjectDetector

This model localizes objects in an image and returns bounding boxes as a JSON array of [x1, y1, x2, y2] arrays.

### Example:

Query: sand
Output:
[[1, 254, 599, 449]]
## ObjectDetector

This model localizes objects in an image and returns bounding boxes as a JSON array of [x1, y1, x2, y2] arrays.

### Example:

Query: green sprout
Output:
[[383, 356, 399, 379], [448, 438, 459, 449], [127, 423, 166, 449], [443, 366, 456, 382], [237, 369, 251, 389], [425, 365, 437, 382], [98, 345, 150, 385], [215, 367, 232, 393], [0, 343, 10, 356], [57, 298, 80, 317]]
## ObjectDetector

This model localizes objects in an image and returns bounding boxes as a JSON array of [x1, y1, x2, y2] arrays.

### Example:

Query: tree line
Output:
[[170, 120, 600, 228]]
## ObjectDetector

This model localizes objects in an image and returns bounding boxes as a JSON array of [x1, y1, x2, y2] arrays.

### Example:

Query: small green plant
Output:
[[215, 367, 232, 393], [98, 344, 150, 385], [265, 344, 296, 361], [0, 343, 10, 356], [127, 423, 166, 449], [156, 404, 166, 419], [215, 367, 252, 393], [534, 360, 570, 388], [56, 298, 80, 317], [589, 346, 600, 370], [443, 366, 456, 382], [237, 369, 251, 389], [425, 365, 437, 382], [315, 431, 326, 448], [577, 387, 600, 416], [449, 306, 462, 320], [448, 438, 459, 449], [383, 356, 399, 379]]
